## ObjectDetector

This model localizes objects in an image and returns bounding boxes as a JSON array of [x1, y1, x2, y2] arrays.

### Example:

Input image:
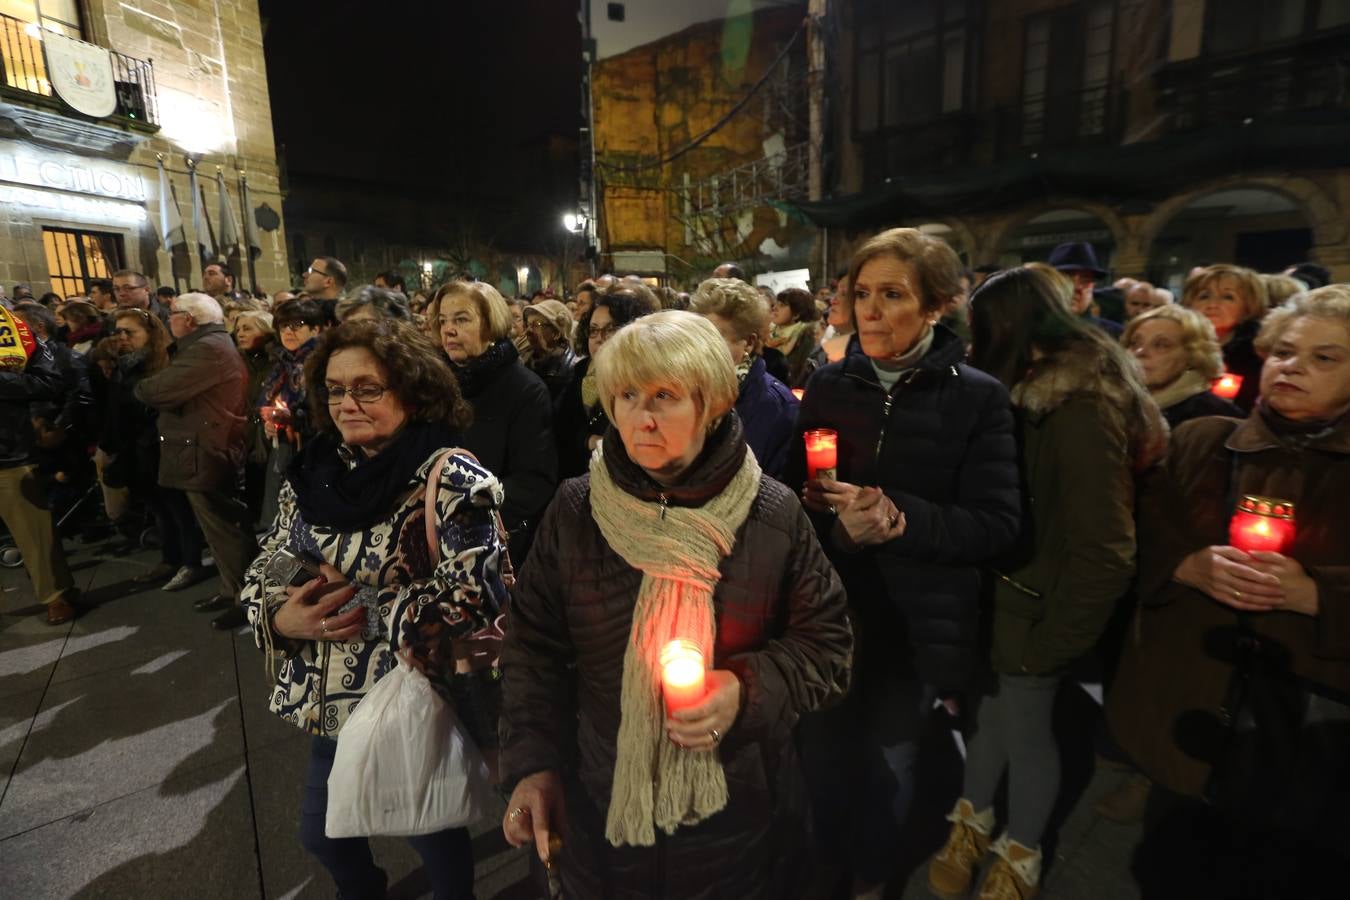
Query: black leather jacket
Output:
[[0, 340, 65, 469]]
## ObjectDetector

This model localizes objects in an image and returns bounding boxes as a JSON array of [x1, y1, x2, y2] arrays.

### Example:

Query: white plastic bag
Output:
[[326, 657, 493, 838]]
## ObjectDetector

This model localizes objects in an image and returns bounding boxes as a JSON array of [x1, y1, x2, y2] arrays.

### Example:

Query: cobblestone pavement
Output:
[[1, 537, 1141, 899]]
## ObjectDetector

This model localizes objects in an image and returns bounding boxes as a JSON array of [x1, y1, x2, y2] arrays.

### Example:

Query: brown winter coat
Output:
[[1107, 410, 1350, 797], [990, 341, 1167, 675], [499, 414, 852, 900], [134, 323, 248, 492]]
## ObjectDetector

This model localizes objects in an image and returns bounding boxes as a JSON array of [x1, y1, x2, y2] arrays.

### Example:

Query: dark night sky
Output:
[[259, 0, 582, 246]]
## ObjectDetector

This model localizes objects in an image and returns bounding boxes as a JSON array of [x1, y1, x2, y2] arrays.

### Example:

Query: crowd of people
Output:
[[0, 232, 1345, 899]]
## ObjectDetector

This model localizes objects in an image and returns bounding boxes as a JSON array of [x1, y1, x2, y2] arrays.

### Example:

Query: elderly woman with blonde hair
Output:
[[1106, 284, 1350, 897], [691, 277, 799, 476], [499, 310, 852, 899], [1123, 304, 1241, 427]]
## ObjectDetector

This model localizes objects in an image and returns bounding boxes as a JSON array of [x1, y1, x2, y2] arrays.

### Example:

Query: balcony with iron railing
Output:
[[1155, 29, 1350, 133], [0, 13, 159, 128]]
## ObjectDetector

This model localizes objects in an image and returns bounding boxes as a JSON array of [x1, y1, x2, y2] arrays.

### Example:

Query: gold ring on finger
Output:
[[320, 617, 328, 634], [508, 806, 529, 822], [1234, 590, 1242, 601]]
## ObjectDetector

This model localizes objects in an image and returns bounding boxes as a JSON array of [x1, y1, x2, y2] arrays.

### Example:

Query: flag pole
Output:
[[239, 169, 259, 294]]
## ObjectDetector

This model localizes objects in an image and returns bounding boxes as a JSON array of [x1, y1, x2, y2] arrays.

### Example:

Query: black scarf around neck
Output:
[[1257, 399, 1348, 448], [450, 339, 518, 398], [287, 420, 461, 531]]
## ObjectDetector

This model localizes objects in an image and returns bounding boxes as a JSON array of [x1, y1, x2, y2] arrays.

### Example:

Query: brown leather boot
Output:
[[929, 798, 994, 898], [46, 595, 76, 626]]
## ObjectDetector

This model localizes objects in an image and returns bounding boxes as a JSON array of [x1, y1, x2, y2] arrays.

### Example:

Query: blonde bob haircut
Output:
[[1255, 284, 1350, 356], [1122, 304, 1225, 380], [1261, 273, 1306, 309], [428, 279, 513, 343], [1182, 264, 1268, 322], [593, 309, 738, 434], [233, 309, 275, 335], [690, 277, 770, 342], [846, 227, 963, 315]]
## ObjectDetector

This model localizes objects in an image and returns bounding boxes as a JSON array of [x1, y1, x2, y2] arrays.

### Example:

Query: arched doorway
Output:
[[998, 208, 1116, 269], [1147, 188, 1312, 294]]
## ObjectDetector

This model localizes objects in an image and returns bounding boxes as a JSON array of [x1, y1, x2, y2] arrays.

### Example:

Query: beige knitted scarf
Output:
[[589, 440, 762, 847]]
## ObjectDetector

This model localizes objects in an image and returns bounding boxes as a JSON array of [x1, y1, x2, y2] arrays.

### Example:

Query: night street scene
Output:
[[2, 1, 1349, 898]]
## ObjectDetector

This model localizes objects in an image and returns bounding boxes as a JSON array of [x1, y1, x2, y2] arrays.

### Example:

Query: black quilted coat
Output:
[[786, 326, 1021, 703], [499, 413, 853, 899]]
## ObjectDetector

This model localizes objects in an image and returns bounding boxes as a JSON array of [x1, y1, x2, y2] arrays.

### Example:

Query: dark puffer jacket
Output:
[[450, 339, 558, 563], [97, 352, 162, 492], [786, 325, 1021, 696], [736, 355, 798, 478], [500, 414, 853, 900]]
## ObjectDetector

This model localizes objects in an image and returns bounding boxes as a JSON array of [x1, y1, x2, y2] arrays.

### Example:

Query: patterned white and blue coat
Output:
[[241, 449, 507, 736]]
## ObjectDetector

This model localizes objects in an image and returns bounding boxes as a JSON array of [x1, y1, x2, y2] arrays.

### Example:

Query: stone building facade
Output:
[[0, 0, 289, 299], [799, 0, 1350, 289]]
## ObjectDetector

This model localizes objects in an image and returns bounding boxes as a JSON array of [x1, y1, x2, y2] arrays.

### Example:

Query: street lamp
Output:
[[563, 213, 580, 233], [517, 265, 529, 297]]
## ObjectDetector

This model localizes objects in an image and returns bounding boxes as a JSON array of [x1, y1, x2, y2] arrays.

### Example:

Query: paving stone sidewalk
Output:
[[1, 539, 1143, 899]]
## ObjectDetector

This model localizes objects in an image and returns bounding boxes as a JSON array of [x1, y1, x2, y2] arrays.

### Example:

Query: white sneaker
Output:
[[162, 566, 205, 591]]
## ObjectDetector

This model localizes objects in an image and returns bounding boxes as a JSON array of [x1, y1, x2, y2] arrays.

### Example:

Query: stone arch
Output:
[[986, 202, 1128, 267], [1141, 174, 1344, 251], [986, 200, 1130, 262]]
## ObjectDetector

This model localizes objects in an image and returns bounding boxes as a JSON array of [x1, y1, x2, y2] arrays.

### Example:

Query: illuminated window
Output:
[[0, 1, 82, 97], [42, 227, 124, 298], [0, 0, 83, 38]]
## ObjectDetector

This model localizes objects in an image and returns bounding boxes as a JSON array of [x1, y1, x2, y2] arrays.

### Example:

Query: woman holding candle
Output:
[[1122, 305, 1241, 428], [789, 228, 1022, 899], [691, 277, 799, 477], [1105, 284, 1350, 897], [258, 298, 325, 527], [499, 310, 852, 899], [927, 265, 1167, 900], [1184, 264, 1269, 413]]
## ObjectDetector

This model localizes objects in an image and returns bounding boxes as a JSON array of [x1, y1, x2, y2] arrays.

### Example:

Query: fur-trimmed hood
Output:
[[1013, 339, 1169, 470]]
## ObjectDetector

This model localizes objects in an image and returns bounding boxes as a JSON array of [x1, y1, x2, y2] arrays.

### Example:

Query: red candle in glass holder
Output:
[[660, 639, 707, 716], [791, 388, 805, 401], [804, 428, 838, 480], [1212, 373, 1243, 401], [1228, 495, 1296, 554]]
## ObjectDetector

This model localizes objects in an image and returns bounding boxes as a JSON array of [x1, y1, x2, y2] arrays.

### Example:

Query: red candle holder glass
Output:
[[804, 428, 838, 480], [1228, 495, 1296, 554]]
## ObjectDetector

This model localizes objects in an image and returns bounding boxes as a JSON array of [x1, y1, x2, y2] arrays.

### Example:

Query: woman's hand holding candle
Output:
[[803, 478, 904, 547], [667, 669, 741, 752], [1247, 552, 1319, 616], [1173, 545, 1285, 611]]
